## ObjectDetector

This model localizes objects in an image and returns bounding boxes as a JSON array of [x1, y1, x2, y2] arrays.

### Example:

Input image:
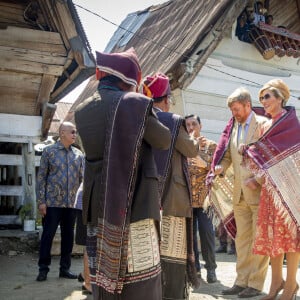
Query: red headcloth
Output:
[[143, 73, 171, 98], [96, 47, 141, 86]]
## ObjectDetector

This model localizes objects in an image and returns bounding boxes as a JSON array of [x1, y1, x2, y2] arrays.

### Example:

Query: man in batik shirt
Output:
[[36, 121, 84, 282], [185, 114, 218, 283]]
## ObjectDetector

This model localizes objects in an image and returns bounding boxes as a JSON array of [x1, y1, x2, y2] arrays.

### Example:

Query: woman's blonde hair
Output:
[[259, 79, 290, 106]]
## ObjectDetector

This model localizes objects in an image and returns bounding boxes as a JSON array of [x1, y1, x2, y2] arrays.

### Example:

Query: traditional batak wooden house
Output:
[[70, 0, 299, 144], [0, 0, 95, 224]]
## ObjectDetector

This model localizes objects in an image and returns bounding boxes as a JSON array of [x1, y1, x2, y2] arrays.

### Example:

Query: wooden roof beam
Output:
[[35, 74, 58, 114], [41, 102, 56, 139], [39, 0, 77, 51], [50, 66, 82, 100], [42, 2, 94, 69]]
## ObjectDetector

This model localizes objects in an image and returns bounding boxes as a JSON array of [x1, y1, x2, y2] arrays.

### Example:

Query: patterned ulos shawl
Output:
[[206, 117, 237, 239], [153, 111, 200, 289], [93, 90, 154, 294], [152, 111, 182, 202], [207, 165, 236, 239], [243, 106, 300, 231]]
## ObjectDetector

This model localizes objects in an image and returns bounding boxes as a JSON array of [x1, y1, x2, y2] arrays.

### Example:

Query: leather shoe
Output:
[[222, 285, 245, 295], [59, 269, 78, 279], [78, 273, 84, 282], [238, 287, 261, 298], [227, 249, 236, 255], [36, 270, 48, 281], [82, 285, 92, 295], [216, 245, 227, 253], [207, 269, 217, 283]]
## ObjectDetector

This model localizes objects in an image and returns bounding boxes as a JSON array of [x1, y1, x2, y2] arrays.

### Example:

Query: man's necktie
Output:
[[238, 123, 245, 145]]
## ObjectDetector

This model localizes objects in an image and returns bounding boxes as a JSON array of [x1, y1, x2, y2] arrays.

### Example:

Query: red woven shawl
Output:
[[244, 106, 300, 229]]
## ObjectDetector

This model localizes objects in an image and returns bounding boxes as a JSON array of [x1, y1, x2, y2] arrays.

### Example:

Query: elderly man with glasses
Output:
[[36, 121, 84, 282]]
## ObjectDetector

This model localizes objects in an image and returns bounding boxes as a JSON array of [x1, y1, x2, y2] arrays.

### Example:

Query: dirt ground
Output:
[[0, 252, 299, 300]]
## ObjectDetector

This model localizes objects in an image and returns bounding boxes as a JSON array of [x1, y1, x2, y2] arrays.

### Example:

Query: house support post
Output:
[[22, 143, 36, 219]]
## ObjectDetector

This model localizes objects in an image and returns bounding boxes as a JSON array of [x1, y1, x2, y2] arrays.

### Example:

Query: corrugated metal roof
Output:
[[105, 11, 151, 53]]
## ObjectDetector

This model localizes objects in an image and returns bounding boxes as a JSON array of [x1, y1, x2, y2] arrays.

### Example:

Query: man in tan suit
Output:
[[214, 87, 269, 298]]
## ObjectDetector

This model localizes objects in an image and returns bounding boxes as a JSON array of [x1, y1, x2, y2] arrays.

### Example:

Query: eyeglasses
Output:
[[259, 93, 271, 101], [70, 130, 77, 134]]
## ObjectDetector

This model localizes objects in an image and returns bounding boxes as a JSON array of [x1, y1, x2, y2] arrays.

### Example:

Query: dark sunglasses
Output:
[[259, 93, 271, 101], [70, 130, 77, 134]]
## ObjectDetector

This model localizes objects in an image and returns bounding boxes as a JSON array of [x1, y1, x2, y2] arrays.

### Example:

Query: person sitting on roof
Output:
[[252, 1, 266, 26], [235, 11, 251, 43], [265, 14, 274, 25]]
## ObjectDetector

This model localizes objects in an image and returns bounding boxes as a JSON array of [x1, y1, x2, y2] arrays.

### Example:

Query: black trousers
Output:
[[193, 207, 217, 271], [38, 207, 76, 272]]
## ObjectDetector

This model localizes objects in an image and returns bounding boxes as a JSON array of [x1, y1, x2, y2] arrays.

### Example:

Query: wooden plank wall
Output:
[[0, 1, 67, 116], [269, 0, 300, 32], [0, 25, 66, 115], [0, 1, 30, 28], [0, 113, 41, 140]]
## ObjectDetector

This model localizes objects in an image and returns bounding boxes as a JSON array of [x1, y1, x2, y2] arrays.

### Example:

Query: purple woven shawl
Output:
[[95, 87, 152, 293], [153, 111, 200, 288], [244, 106, 300, 229], [153, 111, 182, 202]]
